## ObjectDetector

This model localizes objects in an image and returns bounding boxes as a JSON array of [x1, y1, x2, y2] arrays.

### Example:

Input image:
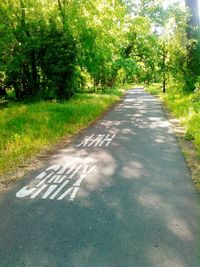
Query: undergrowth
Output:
[[145, 83, 200, 156]]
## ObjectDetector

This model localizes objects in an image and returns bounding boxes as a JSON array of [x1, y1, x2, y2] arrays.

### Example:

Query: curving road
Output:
[[0, 88, 199, 267]]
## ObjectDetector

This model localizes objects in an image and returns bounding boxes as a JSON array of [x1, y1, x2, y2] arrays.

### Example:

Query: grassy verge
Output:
[[118, 83, 141, 90], [0, 88, 127, 178], [145, 83, 200, 189]]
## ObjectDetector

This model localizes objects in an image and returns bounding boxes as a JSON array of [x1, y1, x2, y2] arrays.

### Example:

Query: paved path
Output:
[[0, 88, 199, 267]]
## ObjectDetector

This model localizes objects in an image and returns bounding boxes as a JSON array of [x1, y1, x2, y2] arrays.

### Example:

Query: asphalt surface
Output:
[[0, 88, 199, 267]]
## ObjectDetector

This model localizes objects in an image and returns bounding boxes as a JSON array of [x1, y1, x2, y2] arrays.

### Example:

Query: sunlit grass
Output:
[[0, 92, 122, 174], [145, 83, 200, 156], [118, 83, 145, 90], [144, 83, 162, 95]]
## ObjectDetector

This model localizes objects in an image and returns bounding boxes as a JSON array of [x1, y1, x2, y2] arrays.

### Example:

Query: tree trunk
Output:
[[162, 42, 167, 93], [163, 72, 166, 93], [30, 50, 38, 95]]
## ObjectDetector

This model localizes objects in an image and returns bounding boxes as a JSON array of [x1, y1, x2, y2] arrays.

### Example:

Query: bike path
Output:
[[0, 88, 199, 267]]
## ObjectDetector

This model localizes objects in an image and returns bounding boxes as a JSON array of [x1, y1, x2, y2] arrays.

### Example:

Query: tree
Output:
[[0, 0, 129, 97], [183, 0, 200, 91], [185, 0, 199, 33], [0, 0, 78, 100], [70, 0, 127, 89]]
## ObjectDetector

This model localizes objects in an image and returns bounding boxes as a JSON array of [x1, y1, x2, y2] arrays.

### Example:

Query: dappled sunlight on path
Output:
[[0, 88, 199, 267]]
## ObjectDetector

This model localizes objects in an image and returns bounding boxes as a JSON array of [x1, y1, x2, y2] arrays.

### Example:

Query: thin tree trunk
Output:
[[31, 50, 38, 95], [162, 43, 166, 93], [163, 72, 166, 93]]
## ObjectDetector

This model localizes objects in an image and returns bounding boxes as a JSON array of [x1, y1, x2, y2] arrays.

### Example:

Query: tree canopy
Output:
[[0, 0, 199, 99]]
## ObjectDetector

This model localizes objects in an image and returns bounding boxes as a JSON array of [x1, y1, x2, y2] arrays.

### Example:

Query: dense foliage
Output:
[[0, 0, 200, 99]]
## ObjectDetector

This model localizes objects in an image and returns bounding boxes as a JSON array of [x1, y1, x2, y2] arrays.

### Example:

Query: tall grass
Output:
[[0, 92, 121, 174], [145, 83, 200, 156]]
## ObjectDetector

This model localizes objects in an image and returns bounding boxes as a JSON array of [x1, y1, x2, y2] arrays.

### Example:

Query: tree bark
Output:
[[162, 43, 166, 93]]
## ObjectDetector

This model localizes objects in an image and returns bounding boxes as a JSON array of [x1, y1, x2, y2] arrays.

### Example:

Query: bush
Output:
[[39, 26, 77, 100], [5, 21, 77, 101]]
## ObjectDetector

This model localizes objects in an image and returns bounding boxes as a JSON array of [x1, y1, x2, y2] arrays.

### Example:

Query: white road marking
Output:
[[42, 185, 58, 199], [69, 165, 82, 179], [54, 175, 62, 183], [76, 135, 94, 147], [69, 187, 79, 201], [76, 133, 116, 147], [16, 186, 36, 198], [35, 172, 46, 179], [48, 175, 61, 183], [99, 134, 115, 146], [16, 163, 96, 201], [36, 172, 54, 187], [57, 164, 68, 175], [49, 180, 70, 200], [57, 165, 96, 200], [30, 184, 48, 199], [57, 187, 74, 200], [88, 135, 105, 147], [46, 165, 60, 172], [73, 165, 96, 186], [66, 165, 77, 174], [57, 175, 67, 184]]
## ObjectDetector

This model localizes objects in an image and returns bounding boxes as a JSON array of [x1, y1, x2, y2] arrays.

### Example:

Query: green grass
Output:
[[0, 90, 125, 175], [118, 83, 144, 90], [145, 83, 162, 95], [145, 83, 200, 156]]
